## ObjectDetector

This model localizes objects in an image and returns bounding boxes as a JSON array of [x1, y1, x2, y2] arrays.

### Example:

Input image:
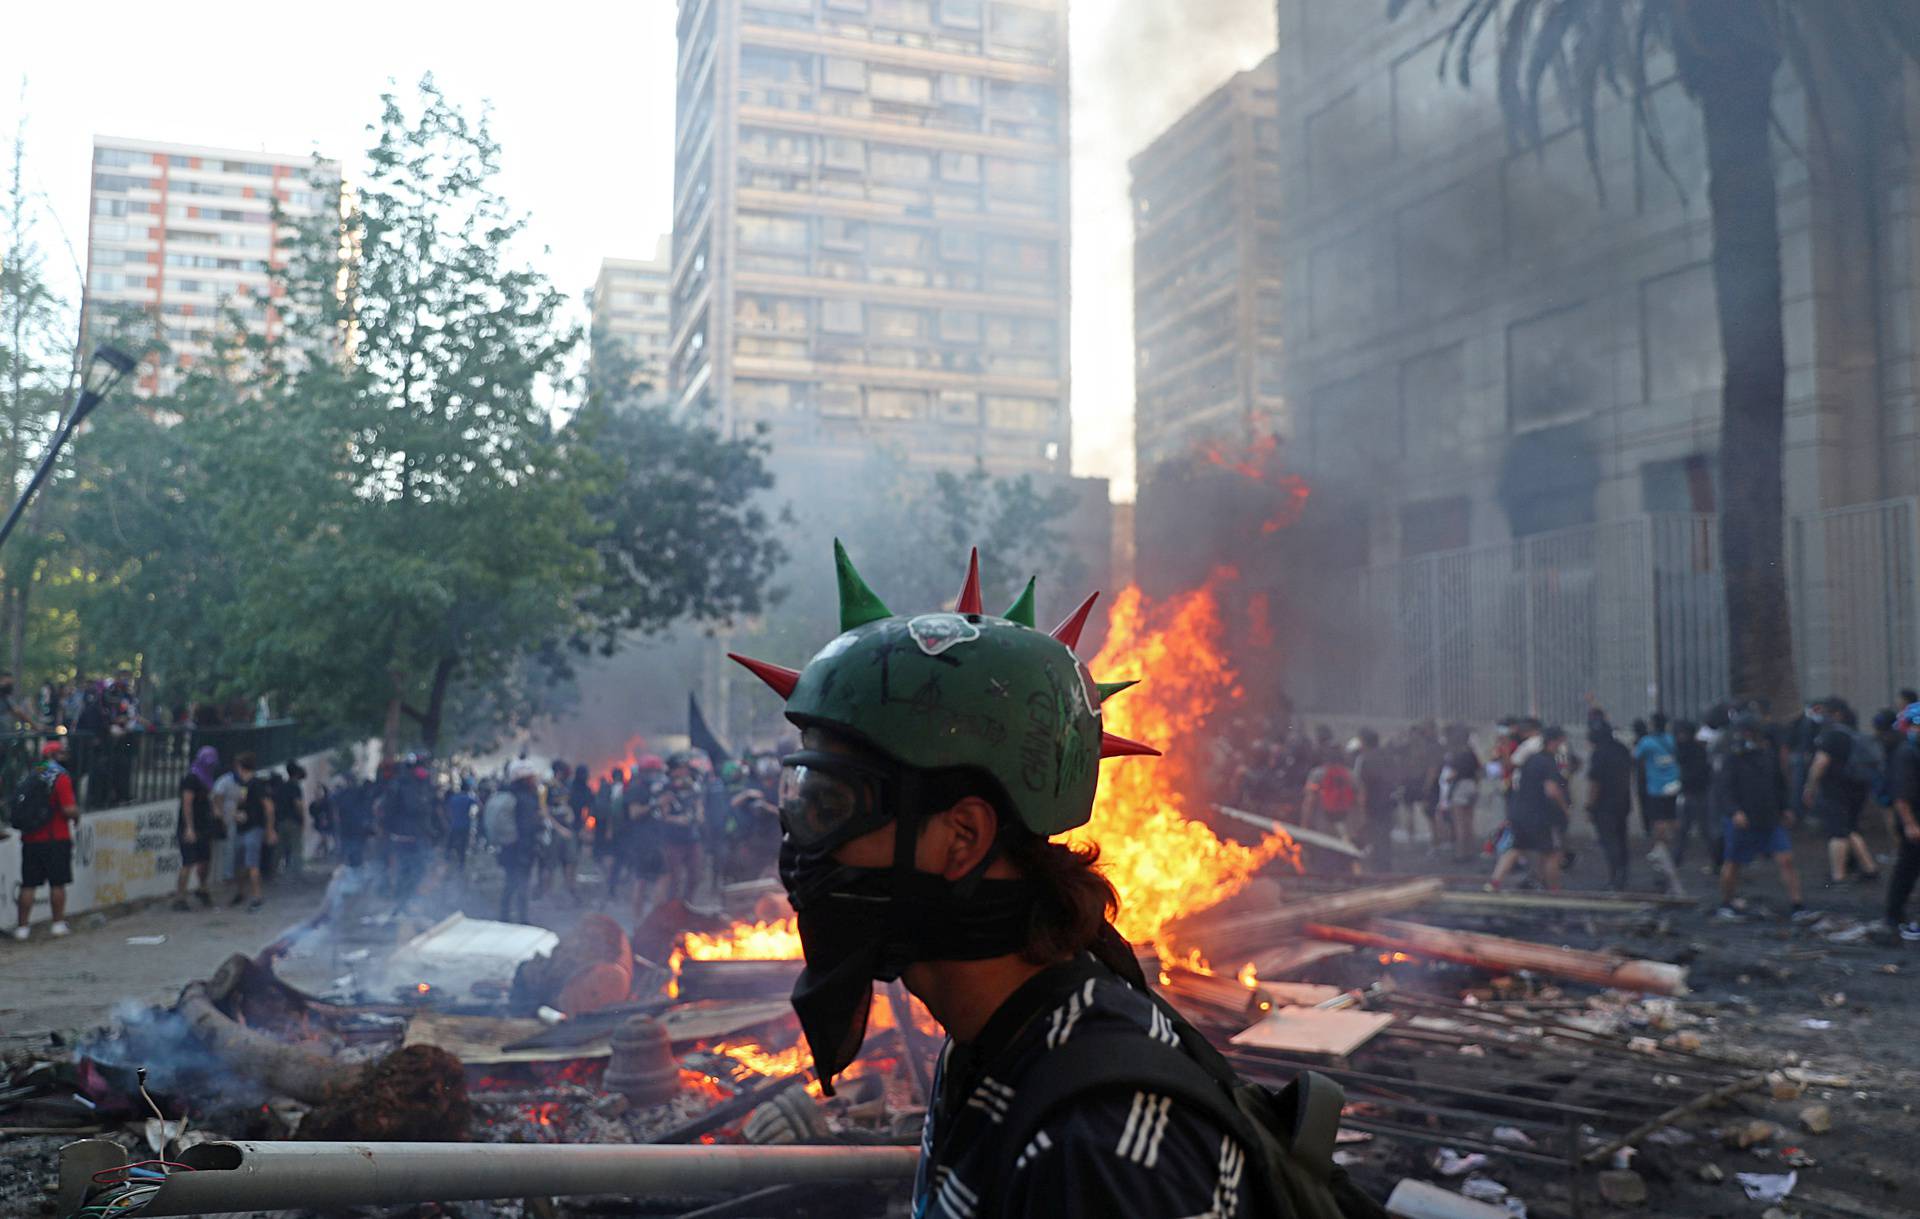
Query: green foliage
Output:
[[26, 78, 783, 752], [1390, 0, 1920, 181]]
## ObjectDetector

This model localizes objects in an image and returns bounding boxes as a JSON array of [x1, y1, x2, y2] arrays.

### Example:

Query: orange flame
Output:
[[1067, 573, 1300, 951], [683, 917, 803, 960]]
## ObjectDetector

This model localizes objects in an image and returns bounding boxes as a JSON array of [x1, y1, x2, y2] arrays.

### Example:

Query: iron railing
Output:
[[0, 721, 303, 814], [1294, 499, 1920, 728]]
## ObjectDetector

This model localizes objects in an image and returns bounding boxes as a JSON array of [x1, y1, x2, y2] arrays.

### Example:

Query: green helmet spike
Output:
[[833, 538, 892, 632], [1096, 679, 1139, 704], [1003, 577, 1037, 628]]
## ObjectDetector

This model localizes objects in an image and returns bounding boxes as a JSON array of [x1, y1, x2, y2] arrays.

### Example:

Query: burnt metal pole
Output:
[[65, 1139, 921, 1217], [0, 345, 135, 553]]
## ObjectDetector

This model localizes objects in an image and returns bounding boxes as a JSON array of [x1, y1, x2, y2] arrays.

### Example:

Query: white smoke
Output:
[[1070, 0, 1279, 501]]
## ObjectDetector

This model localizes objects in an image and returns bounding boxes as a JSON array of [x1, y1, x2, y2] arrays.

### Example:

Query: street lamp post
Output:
[[0, 344, 137, 553]]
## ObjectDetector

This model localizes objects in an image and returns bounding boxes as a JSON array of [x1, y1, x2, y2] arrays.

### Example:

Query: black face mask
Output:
[[777, 772, 1037, 1094]]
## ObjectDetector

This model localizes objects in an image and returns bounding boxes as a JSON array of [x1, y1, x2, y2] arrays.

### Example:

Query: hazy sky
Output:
[[3, 0, 1275, 502]]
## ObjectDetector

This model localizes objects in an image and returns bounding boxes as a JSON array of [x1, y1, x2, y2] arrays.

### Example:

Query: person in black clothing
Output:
[[1713, 713, 1809, 922], [1671, 719, 1713, 868], [1490, 725, 1568, 892], [1352, 729, 1398, 871], [728, 548, 1279, 1218], [1585, 723, 1634, 890], [172, 746, 221, 910], [1801, 704, 1879, 886], [1883, 704, 1920, 940], [1437, 725, 1482, 862], [498, 760, 543, 924]]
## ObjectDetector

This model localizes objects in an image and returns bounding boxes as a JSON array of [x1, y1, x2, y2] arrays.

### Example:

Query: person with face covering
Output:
[[730, 543, 1369, 1219], [174, 746, 222, 909]]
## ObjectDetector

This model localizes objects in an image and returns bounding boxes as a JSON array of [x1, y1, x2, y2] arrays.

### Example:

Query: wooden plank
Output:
[[658, 999, 795, 1045], [1247, 940, 1354, 979], [404, 1012, 609, 1065], [1164, 878, 1445, 961], [1307, 918, 1690, 996], [1229, 1007, 1395, 1057], [1212, 804, 1365, 859]]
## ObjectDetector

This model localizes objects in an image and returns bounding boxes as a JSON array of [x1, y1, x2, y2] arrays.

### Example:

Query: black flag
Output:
[[688, 691, 732, 766]]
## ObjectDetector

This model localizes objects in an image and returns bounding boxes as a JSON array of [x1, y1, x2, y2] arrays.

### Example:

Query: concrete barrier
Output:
[[3, 799, 187, 928]]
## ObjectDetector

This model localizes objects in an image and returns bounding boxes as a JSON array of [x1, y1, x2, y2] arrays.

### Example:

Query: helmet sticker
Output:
[[907, 613, 981, 657]]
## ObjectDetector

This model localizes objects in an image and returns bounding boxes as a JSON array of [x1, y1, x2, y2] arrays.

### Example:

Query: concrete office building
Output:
[[592, 238, 674, 391], [1131, 54, 1285, 480], [668, 0, 1072, 478], [85, 136, 337, 394], [1268, 0, 1920, 722]]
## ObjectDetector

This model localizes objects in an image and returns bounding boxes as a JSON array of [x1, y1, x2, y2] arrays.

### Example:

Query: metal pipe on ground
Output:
[[84, 1140, 920, 1217]]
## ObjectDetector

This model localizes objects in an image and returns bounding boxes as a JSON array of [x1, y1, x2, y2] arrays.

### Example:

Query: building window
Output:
[[871, 225, 929, 263], [940, 0, 983, 29], [824, 137, 866, 170], [824, 58, 868, 91], [869, 306, 927, 340], [872, 0, 932, 26], [820, 384, 862, 416], [821, 299, 865, 334], [985, 395, 1054, 432], [939, 390, 980, 423], [871, 69, 935, 105], [871, 146, 933, 182], [985, 158, 1048, 198], [867, 388, 927, 419], [938, 73, 983, 106], [989, 2, 1054, 50], [738, 213, 808, 249], [939, 152, 981, 182], [938, 228, 982, 263], [820, 217, 866, 250], [939, 310, 981, 341]]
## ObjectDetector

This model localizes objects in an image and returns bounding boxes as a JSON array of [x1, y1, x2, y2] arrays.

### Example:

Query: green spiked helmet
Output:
[[728, 541, 1156, 836]]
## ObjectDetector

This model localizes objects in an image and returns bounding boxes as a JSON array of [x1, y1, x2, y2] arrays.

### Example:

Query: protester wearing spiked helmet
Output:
[[731, 544, 1332, 1219]]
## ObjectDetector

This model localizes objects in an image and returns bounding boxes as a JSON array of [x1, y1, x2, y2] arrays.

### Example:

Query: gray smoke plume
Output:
[[1071, 0, 1278, 501]]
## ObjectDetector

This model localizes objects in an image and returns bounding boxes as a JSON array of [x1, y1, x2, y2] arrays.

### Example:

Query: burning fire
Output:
[[685, 572, 1299, 973], [1066, 573, 1300, 951], [683, 917, 803, 961]]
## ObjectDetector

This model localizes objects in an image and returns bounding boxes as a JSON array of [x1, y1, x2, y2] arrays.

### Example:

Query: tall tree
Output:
[[1391, 0, 1920, 712], [0, 99, 77, 674]]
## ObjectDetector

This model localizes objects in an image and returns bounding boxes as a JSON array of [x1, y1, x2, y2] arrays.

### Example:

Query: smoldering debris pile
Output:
[[10, 865, 1903, 1218]]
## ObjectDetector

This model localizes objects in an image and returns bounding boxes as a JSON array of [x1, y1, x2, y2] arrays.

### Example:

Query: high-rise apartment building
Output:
[[85, 136, 338, 394], [669, 0, 1071, 479], [1131, 55, 1284, 481], [591, 237, 674, 392]]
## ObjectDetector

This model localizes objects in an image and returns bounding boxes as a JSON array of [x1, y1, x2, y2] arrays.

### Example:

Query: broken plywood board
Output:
[[1261, 982, 1346, 1008], [404, 1011, 611, 1065], [379, 913, 560, 1000], [1229, 1007, 1395, 1058], [658, 999, 794, 1046]]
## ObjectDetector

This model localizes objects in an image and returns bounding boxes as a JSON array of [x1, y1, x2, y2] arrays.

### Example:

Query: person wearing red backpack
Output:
[[10, 739, 80, 940]]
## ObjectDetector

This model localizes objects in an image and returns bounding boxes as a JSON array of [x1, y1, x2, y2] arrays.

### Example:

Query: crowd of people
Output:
[[1231, 689, 1920, 939]]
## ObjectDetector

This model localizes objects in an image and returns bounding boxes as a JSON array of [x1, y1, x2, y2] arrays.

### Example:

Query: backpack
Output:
[[8, 766, 55, 835], [482, 790, 521, 847], [996, 987, 1388, 1219], [1318, 765, 1357, 816], [1842, 727, 1883, 789]]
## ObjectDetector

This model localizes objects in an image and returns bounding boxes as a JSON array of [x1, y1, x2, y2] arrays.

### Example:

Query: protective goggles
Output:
[[777, 750, 899, 854]]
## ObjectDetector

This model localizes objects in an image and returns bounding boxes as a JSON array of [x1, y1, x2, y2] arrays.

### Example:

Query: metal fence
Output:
[[1790, 498, 1920, 711], [1294, 499, 1920, 728], [0, 721, 303, 815]]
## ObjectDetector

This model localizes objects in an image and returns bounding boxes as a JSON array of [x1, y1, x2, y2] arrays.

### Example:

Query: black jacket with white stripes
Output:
[[913, 954, 1255, 1219]]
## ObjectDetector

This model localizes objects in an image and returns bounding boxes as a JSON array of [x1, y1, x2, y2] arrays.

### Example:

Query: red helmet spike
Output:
[[955, 547, 983, 615], [1100, 731, 1161, 759], [1050, 591, 1100, 651], [727, 653, 802, 700]]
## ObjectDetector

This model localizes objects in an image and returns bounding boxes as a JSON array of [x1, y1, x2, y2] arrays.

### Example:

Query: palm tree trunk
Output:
[[1692, 51, 1798, 714]]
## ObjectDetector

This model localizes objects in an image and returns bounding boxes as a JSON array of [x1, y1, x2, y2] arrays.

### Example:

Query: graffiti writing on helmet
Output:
[[1021, 688, 1061, 793], [907, 613, 981, 657]]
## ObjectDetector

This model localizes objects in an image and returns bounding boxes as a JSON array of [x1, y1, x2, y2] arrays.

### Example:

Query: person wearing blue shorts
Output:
[[1712, 712, 1809, 922]]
